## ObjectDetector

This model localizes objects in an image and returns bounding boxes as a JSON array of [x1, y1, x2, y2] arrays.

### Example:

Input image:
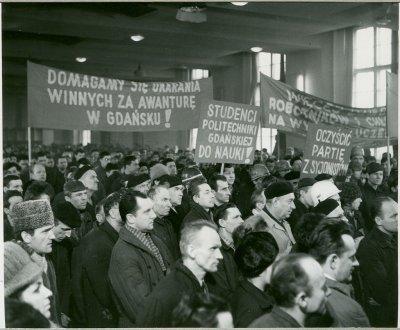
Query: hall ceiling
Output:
[[3, 2, 397, 84]]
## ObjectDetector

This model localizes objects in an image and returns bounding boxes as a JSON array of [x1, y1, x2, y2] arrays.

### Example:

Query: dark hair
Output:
[[306, 218, 352, 264], [17, 154, 28, 162], [5, 298, 50, 328], [105, 163, 119, 172], [213, 202, 236, 223], [232, 215, 269, 248], [292, 213, 325, 252], [250, 188, 265, 208], [270, 253, 313, 308], [4, 190, 23, 208], [4, 175, 21, 188], [76, 148, 85, 154], [4, 162, 21, 172], [235, 232, 279, 278], [172, 292, 230, 327], [208, 174, 227, 192], [77, 158, 91, 167], [215, 163, 234, 174], [122, 155, 137, 168], [162, 158, 175, 166], [24, 181, 54, 201], [370, 196, 395, 221], [99, 151, 110, 159], [118, 190, 147, 223], [188, 177, 208, 199], [35, 151, 47, 159], [103, 191, 123, 217]]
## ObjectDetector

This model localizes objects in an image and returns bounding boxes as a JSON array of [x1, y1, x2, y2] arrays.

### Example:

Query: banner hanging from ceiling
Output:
[[260, 73, 393, 147], [27, 62, 213, 131]]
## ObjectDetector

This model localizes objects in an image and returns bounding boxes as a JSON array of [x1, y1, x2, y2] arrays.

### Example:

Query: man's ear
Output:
[[193, 194, 199, 204], [294, 290, 307, 309], [187, 243, 196, 259], [218, 218, 225, 228], [327, 254, 339, 270], [374, 216, 383, 226], [65, 195, 71, 203], [21, 231, 32, 244]]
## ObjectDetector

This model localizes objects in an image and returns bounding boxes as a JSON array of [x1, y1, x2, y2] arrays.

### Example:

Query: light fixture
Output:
[[176, 6, 207, 23], [231, 2, 248, 6], [76, 57, 87, 63], [130, 34, 145, 42], [250, 47, 262, 53]]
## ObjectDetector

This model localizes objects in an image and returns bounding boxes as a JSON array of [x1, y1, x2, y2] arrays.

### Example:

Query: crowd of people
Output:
[[3, 142, 398, 328]]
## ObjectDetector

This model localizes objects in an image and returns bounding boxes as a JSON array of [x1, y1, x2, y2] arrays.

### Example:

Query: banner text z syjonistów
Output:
[[27, 62, 213, 131]]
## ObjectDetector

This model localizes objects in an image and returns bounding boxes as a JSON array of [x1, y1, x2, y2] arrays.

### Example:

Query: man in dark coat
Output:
[[108, 191, 172, 327], [231, 232, 277, 327], [359, 162, 390, 232], [95, 151, 110, 189], [149, 185, 180, 261], [137, 220, 223, 327], [71, 191, 124, 327], [357, 196, 398, 327], [52, 155, 68, 194], [182, 177, 215, 227], [207, 203, 243, 299], [109, 155, 140, 193], [250, 254, 331, 327], [287, 178, 316, 231]]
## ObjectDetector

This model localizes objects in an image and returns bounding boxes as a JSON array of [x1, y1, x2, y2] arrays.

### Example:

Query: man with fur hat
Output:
[[9, 199, 61, 325], [359, 162, 390, 232], [258, 181, 296, 254]]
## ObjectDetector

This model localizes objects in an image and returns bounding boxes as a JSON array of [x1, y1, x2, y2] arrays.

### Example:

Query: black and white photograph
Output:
[[2, 1, 399, 328]]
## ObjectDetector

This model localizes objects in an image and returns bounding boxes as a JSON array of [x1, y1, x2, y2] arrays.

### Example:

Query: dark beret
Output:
[[297, 178, 316, 189], [74, 165, 93, 180], [53, 201, 81, 228], [127, 173, 150, 188], [315, 173, 333, 181], [158, 175, 183, 188], [284, 171, 300, 181], [313, 198, 339, 215], [264, 181, 294, 199], [366, 162, 384, 174]]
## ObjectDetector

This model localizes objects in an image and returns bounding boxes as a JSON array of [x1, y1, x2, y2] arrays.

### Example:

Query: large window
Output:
[[189, 69, 209, 149], [254, 52, 286, 154], [352, 27, 393, 159]]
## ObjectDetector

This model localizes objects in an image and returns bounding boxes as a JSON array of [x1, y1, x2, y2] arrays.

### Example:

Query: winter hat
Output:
[[297, 178, 316, 189], [264, 181, 294, 200], [127, 174, 150, 188], [63, 180, 86, 194], [309, 180, 341, 207], [9, 199, 54, 233], [366, 162, 384, 175], [181, 167, 203, 183], [339, 182, 362, 206], [150, 164, 170, 181], [313, 199, 340, 215], [275, 160, 291, 172], [53, 202, 82, 229], [250, 164, 270, 181], [315, 173, 333, 181], [158, 175, 183, 188], [4, 241, 43, 297], [74, 165, 93, 180], [284, 171, 300, 181]]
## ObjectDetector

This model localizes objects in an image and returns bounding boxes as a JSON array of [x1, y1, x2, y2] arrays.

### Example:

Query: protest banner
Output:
[[386, 72, 398, 138], [300, 123, 353, 179], [27, 62, 213, 132], [260, 73, 392, 147], [194, 100, 260, 164]]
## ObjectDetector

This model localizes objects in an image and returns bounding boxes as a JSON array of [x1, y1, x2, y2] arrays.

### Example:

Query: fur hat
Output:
[[9, 199, 54, 233], [53, 201, 82, 229], [313, 198, 340, 215], [150, 164, 170, 181], [4, 241, 42, 297], [127, 174, 150, 188], [309, 181, 341, 207], [264, 181, 294, 200], [366, 162, 384, 174]]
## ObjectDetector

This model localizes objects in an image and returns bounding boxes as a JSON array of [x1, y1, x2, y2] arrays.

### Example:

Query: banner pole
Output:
[[28, 127, 32, 164], [260, 123, 263, 162], [387, 135, 391, 175], [220, 163, 225, 175]]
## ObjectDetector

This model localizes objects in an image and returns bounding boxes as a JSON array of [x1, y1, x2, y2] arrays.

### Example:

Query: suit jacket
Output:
[[181, 203, 214, 228], [250, 305, 302, 328], [259, 207, 296, 254], [231, 280, 274, 327], [108, 226, 172, 327], [325, 277, 370, 327], [153, 216, 180, 262]]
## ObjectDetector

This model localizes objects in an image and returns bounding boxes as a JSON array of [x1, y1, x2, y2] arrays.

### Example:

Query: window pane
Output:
[[355, 27, 374, 50], [272, 53, 281, 65], [254, 85, 260, 106], [377, 69, 390, 106], [377, 27, 391, 46], [296, 74, 304, 91], [272, 64, 280, 80], [377, 44, 391, 65], [203, 70, 209, 78], [258, 52, 271, 66], [354, 71, 374, 107]]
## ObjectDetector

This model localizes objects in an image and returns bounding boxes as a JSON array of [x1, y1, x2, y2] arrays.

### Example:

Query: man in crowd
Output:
[[231, 232, 278, 327], [250, 253, 331, 327], [52, 155, 68, 194], [182, 177, 215, 226], [208, 174, 231, 207], [4, 175, 23, 193], [108, 191, 172, 327], [208, 203, 243, 298], [307, 219, 370, 327], [360, 162, 390, 232], [127, 173, 151, 195], [3, 190, 23, 241], [71, 192, 124, 327], [287, 177, 316, 230], [309, 179, 342, 207], [25, 163, 48, 192], [149, 185, 180, 261], [138, 220, 223, 327], [4, 162, 21, 176], [95, 151, 111, 187], [9, 199, 61, 325], [357, 196, 398, 327], [110, 155, 140, 192], [24, 181, 54, 201], [162, 158, 178, 175], [259, 181, 296, 254]]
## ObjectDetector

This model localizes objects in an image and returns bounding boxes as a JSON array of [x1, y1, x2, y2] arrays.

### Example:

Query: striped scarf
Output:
[[125, 224, 166, 272]]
